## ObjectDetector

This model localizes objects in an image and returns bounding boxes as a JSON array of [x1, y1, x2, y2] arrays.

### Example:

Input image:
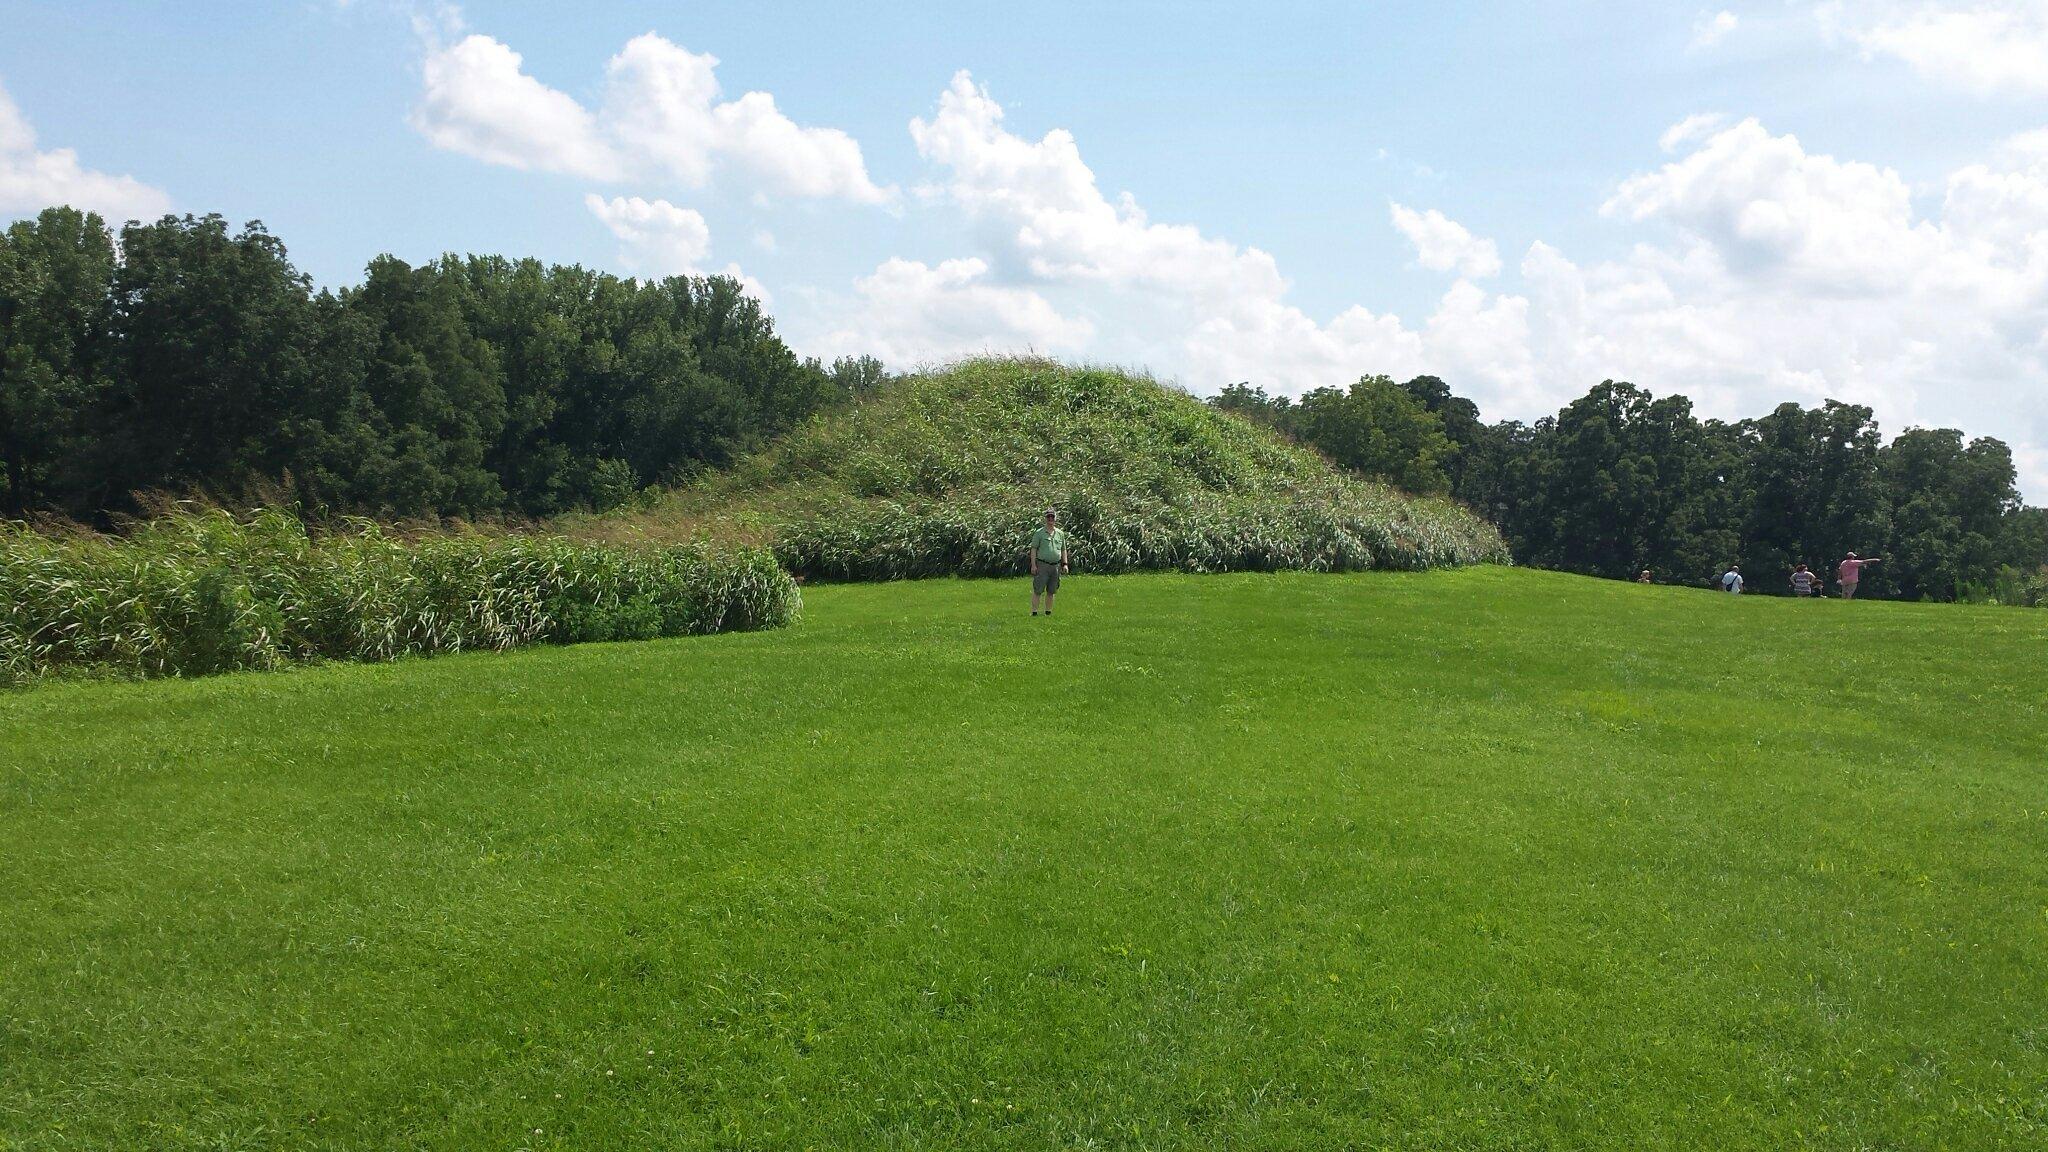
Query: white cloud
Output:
[[753, 228, 778, 253], [1942, 143, 2048, 250], [721, 264, 773, 306], [1603, 118, 1941, 292], [2018, 445, 2048, 500], [1659, 112, 1726, 153], [1691, 9, 1740, 49], [711, 90, 887, 204], [1819, 0, 2048, 94], [413, 35, 622, 178], [908, 72, 1286, 302], [584, 191, 771, 303], [0, 88, 31, 153], [582, 191, 770, 301], [1389, 203, 1503, 278], [413, 30, 892, 204], [815, 256, 1092, 365], [585, 193, 711, 276], [0, 80, 170, 221], [2001, 128, 2048, 159], [602, 33, 894, 202], [824, 72, 1545, 415], [826, 78, 2048, 497], [597, 34, 724, 187]]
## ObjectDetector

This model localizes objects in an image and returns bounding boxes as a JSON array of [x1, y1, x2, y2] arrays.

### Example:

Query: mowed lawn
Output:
[[3, 569, 2046, 1150]]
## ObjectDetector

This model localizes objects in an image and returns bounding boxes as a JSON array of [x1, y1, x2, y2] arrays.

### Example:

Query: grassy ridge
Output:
[[0, 509, 798, 685], [4, 569, 2043, 1149], [592, 358, 1508, 578]]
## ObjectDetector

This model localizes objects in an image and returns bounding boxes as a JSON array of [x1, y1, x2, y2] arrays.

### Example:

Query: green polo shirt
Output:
[[1029, 525, 1067, 564]]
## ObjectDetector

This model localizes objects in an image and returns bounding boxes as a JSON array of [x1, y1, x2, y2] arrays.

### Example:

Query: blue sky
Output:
[[5, 1, 2048, 497]]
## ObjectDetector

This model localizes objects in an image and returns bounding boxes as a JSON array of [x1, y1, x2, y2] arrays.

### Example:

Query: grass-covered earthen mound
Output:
[[607, 357, 1508, 580]]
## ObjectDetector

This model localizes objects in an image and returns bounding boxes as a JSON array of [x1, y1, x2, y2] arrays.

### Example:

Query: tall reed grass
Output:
[[1, 509, 798, 685], [1956, 565, 2048, 608], [771, 490, 1506, 582]]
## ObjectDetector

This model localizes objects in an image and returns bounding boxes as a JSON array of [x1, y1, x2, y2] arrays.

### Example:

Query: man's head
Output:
[[1044, 509, 1057, 526], [1846, 551, 1858, 559]]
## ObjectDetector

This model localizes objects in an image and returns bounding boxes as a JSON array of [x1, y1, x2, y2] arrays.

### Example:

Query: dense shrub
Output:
[[772, 491, 1503, 582], [0, 509, 798, 685], [1957, 566, 2048, 608]]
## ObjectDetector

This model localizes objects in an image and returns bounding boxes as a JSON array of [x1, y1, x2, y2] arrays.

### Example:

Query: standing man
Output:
[[1721, 564, 1744, 594], [1837, 552, 1882, 599], [1029, 508, 1069, 616]]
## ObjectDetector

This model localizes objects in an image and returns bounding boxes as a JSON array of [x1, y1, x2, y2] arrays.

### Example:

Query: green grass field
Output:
[[4, 568, 2045, 1150]]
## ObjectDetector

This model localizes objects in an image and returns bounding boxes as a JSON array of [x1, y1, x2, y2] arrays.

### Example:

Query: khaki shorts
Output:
[[1032, 565, 1062, 594]]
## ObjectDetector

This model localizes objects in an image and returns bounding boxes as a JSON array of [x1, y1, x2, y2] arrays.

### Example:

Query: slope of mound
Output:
[[599, 358, 1507, 579], [724, 356, 1337, 500]]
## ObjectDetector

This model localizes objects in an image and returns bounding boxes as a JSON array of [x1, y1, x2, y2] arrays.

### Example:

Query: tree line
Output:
[[1213, 376, 2048, 600], [1, 206, 885, 522]]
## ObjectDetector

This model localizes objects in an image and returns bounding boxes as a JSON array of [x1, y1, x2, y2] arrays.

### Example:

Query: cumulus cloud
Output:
[[585, 193, 710, 275], [1819, 0, 2048, 94], [583, 192, 767, 300], [815, 256, 1092, 365], [601, 33, 891, 204], [1601, 118, 1946, 293], [0, 87, 30, 153], [413, 30, 892, 204], [1658, 112, 1726, 153], [829, 77, 2048, 496], [414, 35, 623, 178], [0, 80, 171, 221], [810, 72, 1549, 416], [908, 72, 1287, 301], [1389, 203, 1503, 278]]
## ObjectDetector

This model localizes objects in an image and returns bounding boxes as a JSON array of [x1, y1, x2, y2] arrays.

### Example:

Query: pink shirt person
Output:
[[1837, 552, 1881, 598]]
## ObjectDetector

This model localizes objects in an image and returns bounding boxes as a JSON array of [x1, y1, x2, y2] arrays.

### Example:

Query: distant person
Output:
[[1791, 563, 1816, 597], [1837, 552, 1882, 599], [1721, 564, 1743, 594], [1028, 508, 1069, 616], [1637, 569, 1653, 584]]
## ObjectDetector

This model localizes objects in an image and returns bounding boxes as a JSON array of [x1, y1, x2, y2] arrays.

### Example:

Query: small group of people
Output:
[[1684, 552, 1882, 597]]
